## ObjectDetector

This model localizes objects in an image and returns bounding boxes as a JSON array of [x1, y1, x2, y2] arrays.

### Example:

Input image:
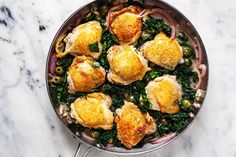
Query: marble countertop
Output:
[[0, 0, 236, 156]]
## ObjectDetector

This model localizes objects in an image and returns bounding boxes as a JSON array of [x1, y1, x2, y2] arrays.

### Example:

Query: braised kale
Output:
[[49, 55, 73, 106], [142, 16, 172, 36], [98, 20, 118, 70], [177, 32, 196, 59], [68, 123, 86, 133], [49, 5, 199, 148], [97, 128, 122, 147]]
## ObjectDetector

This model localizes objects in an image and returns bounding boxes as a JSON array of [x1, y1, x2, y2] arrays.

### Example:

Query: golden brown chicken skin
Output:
[[144, 75, 182, 114], [107, 45, 150, 85], [115, 101, 156, 149], [67, 56, 105, 93], [63, 21, 102, 59], [141, 32, 183, 69], [110, 5, 142, 44], [71, 93, 114, 130]]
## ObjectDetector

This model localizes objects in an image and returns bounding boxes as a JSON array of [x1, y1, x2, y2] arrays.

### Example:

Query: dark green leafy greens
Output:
[[145, 64, 198, 103], [68, 123, 86, 133], [140, 92, 152, 109], [49, 5, 199, 148], [89, 42, 99, 52], [133, 63, 198, 146], [49, 55, 73, 106], [137, 16, 171, 47], [177, 32, 196, 59], [97, 125, 122, 147], [98, 19, 118, 70], [142, 16, 172, 36]]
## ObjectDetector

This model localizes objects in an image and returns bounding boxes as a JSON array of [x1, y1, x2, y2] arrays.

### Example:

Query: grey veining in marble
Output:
[[0, 0, 236, 157]]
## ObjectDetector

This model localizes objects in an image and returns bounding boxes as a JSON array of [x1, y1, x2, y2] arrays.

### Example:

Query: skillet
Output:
[[46, 0, 208, 156]]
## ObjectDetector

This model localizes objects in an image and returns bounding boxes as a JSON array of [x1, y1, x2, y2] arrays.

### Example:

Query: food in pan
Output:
[[71, 93, 114, 130], [107, 45, 150, 85], [67, 56, 105, 93], [116, 101, 156, 149], [143, 75, 182, 114], [56, 21, 102, 59], [107, 6, 142, 44], [141, 32, 183, 69], [48, 1, 207, 150], [108, 5, 143, 44]]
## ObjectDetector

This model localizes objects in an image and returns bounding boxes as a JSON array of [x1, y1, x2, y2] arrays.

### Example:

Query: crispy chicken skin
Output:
[[67, 56, 105, 93], [144, 75, 182, 114], [141, 32, 183, 69], [110, 5, 142, 44], [115, 101, 156, 149], [64, 21, 102, 59], [71, 93, 114, 130], [107, 45, 150, 85]]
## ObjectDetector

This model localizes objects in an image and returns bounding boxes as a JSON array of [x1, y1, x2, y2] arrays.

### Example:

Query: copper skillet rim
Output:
[[45, 0, 209, 155]]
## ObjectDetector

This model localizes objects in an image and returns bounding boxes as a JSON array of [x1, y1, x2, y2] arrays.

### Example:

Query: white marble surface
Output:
[[0, 0, 236, 156]]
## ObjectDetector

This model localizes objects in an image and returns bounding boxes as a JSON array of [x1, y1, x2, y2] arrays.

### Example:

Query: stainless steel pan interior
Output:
[[46, 0, 208, 156]]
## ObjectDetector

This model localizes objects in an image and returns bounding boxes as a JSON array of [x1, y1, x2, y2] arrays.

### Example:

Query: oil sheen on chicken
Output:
[[107, 45, 150, 85], [144, 75, 182, 114], [67, 56, 105, 93], [141, 32, 183, 69], [115, 101, 156, 149], [71, 93, 114, 130], [110, 5, 143, 44]]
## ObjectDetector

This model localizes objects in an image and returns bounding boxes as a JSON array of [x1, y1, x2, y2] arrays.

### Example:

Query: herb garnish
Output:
[[142, 16, 172, 36], [89, 42, 99, 52]]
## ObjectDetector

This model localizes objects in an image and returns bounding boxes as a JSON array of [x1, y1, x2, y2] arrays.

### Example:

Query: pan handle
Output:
[[74, 143, 93, 157]]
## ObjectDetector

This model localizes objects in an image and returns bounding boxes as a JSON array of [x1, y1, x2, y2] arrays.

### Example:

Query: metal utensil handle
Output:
[[74, 143, 93, 157]]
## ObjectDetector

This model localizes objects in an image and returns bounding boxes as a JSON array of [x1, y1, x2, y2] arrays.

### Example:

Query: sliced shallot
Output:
[[198, 64, 207, 78], [106, 143, 115, 147], [138, 9, 148, 17], [49, 53, 56, 75], [194, 37, 203, 66], [81, 132, 96, 142], [138, 9, 150, 18], [193, 67, 202, 90], [105, 5, 123, 30], [188, 37, 198, 58], [149, 132, 176, 144]]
